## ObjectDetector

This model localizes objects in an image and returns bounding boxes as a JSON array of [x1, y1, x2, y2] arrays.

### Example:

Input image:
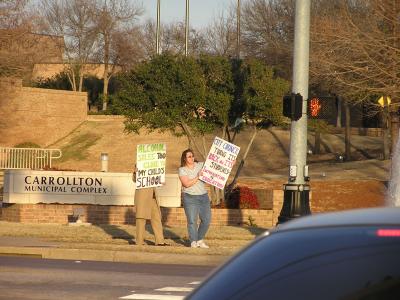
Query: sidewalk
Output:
[[0, 222, 265, 266]]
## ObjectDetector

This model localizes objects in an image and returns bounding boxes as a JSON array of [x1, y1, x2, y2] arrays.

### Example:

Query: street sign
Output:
[[378, 96, 391, 107]]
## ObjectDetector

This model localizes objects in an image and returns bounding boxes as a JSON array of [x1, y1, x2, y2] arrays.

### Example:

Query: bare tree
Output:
[[241, 0, 295, 78], [310, 0, 400, 158], [0, 0, 29, 28], [92, 0, 143, 111], [204, 7, 237, 56], [140, 19, 207, 57], [141, 19, 157, 59], [36, 0, 97, 91], [311, 1, 400, 99], [0, 0, 40, 78], [161, 22, 186, 54]]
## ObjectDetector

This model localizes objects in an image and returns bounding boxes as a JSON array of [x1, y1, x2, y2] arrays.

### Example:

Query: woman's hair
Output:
[[180, 149, 194, 167]]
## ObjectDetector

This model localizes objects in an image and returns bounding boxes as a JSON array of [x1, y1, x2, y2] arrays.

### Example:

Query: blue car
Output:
[[186, 207, 400, 300]]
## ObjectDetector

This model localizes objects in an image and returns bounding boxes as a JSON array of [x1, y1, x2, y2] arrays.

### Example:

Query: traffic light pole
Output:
[[278, 0, 311, 224]]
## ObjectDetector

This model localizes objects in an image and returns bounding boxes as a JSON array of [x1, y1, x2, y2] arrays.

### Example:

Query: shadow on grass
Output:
[[86, 206, 136, 245], [97, 224, 135, 245], [87, 206, 188, 246], [335, 135, 374, 159], [157, 225, 187, 247]]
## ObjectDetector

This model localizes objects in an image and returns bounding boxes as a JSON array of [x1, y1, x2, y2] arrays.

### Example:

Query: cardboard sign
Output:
[[200, 137, 240, 189], [136, 143, 166, 189]]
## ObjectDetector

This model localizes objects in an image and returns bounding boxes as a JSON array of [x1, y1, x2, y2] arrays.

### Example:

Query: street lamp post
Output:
[[278, 0, 312, 224]]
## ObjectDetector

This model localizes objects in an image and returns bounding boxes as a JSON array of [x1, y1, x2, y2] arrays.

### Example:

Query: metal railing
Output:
[[0, 147, 62, 170]]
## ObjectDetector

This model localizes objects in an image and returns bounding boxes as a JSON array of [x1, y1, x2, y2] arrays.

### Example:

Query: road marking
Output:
[[156, 287, 193, 292], [119, 294, 184, 300], [188, 281, 201, 285]]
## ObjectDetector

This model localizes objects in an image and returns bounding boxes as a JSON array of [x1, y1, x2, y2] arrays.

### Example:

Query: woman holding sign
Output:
[[179, 149, 211, 248]]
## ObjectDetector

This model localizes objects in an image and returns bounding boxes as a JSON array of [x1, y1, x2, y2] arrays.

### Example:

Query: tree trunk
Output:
[[344, 99, 351, 160], [382, 96, 390, 160], [202, 136, 207, 157], [336, 95, 342, 128], [102, 35, 110, 111], [78, 68, 84, 92], [314, 130, 321, 154], [388, 110, 393, 157], [102, 74, 109, 111], [66, 67, 77, 91], [391, 110, 399, 156]]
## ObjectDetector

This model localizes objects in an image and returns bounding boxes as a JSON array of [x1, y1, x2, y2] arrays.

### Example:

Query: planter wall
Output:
[[0, 203, 275, 228]]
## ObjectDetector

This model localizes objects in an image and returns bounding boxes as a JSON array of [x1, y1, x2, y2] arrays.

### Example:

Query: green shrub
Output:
[[14, 142, 41, 148]]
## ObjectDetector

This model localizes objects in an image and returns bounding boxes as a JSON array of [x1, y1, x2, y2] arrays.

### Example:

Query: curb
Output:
[[0, 246, 229, 266]]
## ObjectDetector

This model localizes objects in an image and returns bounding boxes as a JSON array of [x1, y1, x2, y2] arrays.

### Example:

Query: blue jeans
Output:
[[183, 193, 211, 242]]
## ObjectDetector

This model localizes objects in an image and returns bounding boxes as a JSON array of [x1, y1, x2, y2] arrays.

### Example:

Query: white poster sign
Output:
[[136, 143, 166, 189], [200, 137, 240, 189]]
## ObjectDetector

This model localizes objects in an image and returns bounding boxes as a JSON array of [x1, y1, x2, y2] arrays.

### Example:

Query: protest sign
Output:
[[200, 137, 240, 189], [136, 143, 166, 189]]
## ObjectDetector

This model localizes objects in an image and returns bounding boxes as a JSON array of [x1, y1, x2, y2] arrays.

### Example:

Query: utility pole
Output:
[[156, 0, 161, 55], [185, 0, 189, 56], [278, 0, 311, 224], [236, 0, 241, 59]]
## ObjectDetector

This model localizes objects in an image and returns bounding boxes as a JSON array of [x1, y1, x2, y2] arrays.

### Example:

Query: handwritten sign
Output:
[[136, 143, 166, 189], [200, 137, 240, 189]]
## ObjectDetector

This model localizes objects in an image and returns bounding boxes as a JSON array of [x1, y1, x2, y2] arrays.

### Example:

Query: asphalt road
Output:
[[0, 256, 215, 300]]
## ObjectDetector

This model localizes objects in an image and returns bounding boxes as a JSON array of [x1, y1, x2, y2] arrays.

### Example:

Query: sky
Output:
[[141, 0, 235, 29]]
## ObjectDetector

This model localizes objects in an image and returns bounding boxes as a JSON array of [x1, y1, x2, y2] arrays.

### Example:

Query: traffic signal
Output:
[[283, 93, 303, 121], [307, 96, 337, 119]]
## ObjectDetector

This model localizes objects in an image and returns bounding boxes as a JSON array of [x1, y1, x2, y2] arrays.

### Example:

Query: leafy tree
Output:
[[33, 72, 118, 111], [33, 71, 71, 90], [198, 55, 235, 139], [114, 53, 215, 159], [115, 54, 237, 203], [115, 54, 289, 203], [243, 59, 289, 126], [226, 59, 289, 194], [197, 55, 236, 202]]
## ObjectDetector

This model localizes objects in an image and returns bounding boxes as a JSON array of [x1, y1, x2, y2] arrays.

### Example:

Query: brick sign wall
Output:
[[0, 204, 275, 228]]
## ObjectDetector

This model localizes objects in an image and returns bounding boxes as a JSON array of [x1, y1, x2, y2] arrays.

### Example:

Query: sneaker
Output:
[[197, 240, 209, 249], [190, 241, 199, 248]]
